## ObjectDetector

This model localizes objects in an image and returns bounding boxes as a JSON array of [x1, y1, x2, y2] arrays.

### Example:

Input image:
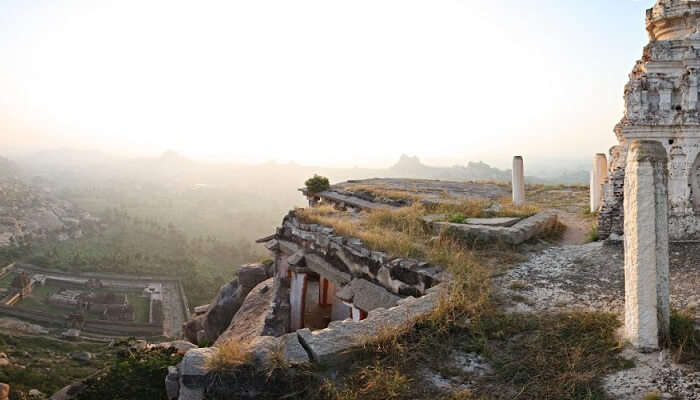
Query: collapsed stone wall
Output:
[[274, 210, 445, 297], [599, 142, 627, 240]]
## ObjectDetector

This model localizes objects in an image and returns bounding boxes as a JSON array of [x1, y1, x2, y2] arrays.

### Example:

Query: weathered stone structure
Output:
[[623, 140, 671, 350], [600, 0, 700, 240]]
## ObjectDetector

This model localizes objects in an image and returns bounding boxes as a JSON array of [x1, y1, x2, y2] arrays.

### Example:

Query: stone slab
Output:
[[297, 289, 440, 366], [464, 217, 521, 227]]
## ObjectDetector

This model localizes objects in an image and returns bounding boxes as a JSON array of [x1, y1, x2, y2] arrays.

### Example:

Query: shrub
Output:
[[76, 346, 183, 400], [305, 175, 330, 194]]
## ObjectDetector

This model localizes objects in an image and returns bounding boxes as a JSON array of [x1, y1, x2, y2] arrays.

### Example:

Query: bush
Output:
[[305, 175, 330, 194], [76, 346, 183, 400]]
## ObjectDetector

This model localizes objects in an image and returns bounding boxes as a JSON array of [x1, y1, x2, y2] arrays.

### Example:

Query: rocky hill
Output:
[[0, 156, 93, 249]]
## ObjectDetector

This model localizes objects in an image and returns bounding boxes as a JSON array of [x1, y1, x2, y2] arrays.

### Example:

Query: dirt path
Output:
[[553, 210, 593, 245]]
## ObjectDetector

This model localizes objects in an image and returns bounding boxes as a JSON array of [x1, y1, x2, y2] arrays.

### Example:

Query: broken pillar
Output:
[[512, 156, 525, 206], [623, 140, 670, 351], [290, 270, 308, 331]]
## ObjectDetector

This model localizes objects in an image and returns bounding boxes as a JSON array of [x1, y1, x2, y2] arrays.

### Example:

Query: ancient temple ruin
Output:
[[600, 0, 700, 240]]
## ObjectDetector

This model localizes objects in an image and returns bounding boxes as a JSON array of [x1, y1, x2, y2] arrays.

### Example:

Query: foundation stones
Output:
[[512, 156, 525, 206], [623, 140, 670, 351]]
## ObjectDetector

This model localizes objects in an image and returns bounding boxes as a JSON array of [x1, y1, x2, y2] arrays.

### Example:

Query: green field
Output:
[[0, 271, 15, 289]]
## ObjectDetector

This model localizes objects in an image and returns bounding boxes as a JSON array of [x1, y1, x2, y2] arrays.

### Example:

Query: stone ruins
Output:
[[599, 0, 700, 241]]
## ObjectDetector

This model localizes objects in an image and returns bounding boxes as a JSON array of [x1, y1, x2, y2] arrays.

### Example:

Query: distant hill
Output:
[[385, 154, 511, 182]]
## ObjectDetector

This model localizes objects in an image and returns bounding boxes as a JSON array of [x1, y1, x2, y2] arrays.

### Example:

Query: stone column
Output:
[[591, 153, 608, 212], [590, 170, 600, 212], [512, 156, 525, 206], [318, 277, 330, 306], [290, 271, 308, 331], [350, 305, 362, 322], [623, 140, 670, 351]]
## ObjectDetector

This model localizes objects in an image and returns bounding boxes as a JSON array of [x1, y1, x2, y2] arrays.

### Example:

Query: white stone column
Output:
[[590, 170, 600, 212], [591, 153, 608, 212], [623, 140, 670, 351], [290, 271, 308, 331], [512, 156, 525, 206], [350, 305, 362, 322]]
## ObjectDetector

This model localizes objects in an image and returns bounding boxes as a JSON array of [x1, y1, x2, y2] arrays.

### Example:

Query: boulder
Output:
[[155, 340, 198, 354], [28, 389, 43, 398], [184, 264, 270, 345], [165, 366, 179, 400], [71, 351, 92, 362], [180, 347, 218, 389], [214, 278, 283, 346], [0, 383, 9, 400]]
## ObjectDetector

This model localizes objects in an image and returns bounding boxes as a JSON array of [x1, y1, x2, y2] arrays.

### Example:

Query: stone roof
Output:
[[336, 279, 403, 313]]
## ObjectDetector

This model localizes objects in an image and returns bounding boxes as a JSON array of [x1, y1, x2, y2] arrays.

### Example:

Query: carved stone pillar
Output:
[[624, 140, 670, 351], [290, 271, 308, 331]]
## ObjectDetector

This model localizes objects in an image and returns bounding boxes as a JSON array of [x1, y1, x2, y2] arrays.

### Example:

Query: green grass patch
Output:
[[0, 333, 116, 397]]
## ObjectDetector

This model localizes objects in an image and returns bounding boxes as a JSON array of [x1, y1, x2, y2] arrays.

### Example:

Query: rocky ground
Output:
[[0, 178, 94, 248], [494, 239, 700, 399]]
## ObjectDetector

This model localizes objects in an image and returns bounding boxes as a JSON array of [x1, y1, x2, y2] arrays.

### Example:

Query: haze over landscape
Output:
[[2, 0, 651, 169], [5, 1, 700, 400]]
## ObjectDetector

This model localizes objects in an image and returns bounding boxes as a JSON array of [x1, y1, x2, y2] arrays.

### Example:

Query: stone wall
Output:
[[166, 285, 442, 400], [275, 211, 446, 298], [427, 212, 558, 245]]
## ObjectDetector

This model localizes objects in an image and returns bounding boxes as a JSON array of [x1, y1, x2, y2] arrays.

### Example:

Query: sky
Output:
[[0, 0, 654, 169]]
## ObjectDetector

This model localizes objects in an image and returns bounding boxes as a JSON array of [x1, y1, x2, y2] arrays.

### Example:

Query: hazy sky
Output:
[[0, 0, 652, 168]]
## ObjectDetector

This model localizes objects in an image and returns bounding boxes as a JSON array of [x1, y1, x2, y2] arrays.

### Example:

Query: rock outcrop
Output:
[[183, 263, 270, 345], [214, 277, 288, 346]]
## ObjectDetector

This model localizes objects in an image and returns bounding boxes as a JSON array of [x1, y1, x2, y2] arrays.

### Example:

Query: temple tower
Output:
[[599, 0, 700, 240]]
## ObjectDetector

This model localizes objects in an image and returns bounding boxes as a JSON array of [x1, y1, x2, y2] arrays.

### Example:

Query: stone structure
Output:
[[600, 0, 700, 240], [624, 140, 670, 350], [512, 156, 525, 206], [425, 212, 558, 245]]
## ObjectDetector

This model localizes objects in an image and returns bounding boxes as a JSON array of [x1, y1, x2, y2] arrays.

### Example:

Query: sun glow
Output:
[[1, 0, 646, 166]]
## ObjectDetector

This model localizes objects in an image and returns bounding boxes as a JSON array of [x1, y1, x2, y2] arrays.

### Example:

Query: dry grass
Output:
[[207, 339, 251, 371], [344, 184, 424, 203], [297, 201, 627, 399]]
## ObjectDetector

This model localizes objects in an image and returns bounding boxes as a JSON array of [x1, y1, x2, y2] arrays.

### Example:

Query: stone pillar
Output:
[[350, 305, 362, 322], [591, 153, 608, 212], [318, 277, 330, 306], [623, 140, 670, 351], [328, 282, 348, 321], [290, 271, 307, 331], [590, 170, 600, 212], [512, 156, 525, 206]]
